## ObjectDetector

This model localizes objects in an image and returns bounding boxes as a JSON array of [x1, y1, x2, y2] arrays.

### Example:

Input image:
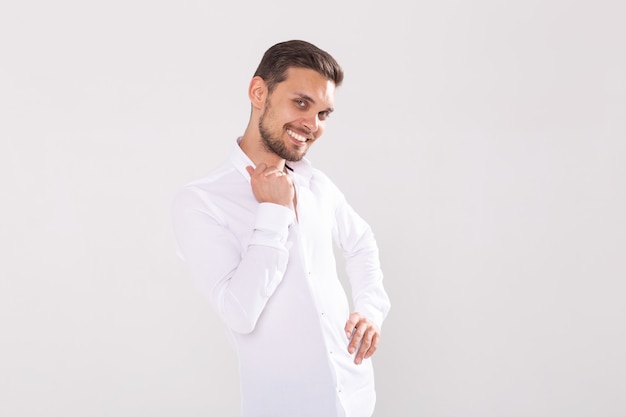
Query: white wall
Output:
[[1, 1, 624, 416]]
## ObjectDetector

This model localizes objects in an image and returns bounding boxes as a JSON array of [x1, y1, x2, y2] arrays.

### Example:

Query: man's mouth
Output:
[[287, 129, 309, 144]]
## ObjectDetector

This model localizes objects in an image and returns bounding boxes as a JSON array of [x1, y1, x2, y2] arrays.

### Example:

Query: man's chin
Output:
[[283, 145, 308, 162], [287, 150, 307, 162]]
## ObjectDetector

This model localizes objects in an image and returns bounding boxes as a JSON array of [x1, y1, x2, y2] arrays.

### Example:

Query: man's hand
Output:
[[246, 163, 294, 208], [344, 312, 381, 365]]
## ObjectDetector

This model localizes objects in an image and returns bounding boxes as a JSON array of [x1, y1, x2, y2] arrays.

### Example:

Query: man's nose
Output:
[[302, 114, 320, 133]]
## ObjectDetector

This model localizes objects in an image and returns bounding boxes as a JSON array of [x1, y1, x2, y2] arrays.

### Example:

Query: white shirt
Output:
[[171, 139, 391, 417]]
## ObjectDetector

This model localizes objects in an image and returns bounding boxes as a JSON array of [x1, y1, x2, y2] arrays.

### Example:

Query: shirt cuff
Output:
[[249, 203, 295, 247]]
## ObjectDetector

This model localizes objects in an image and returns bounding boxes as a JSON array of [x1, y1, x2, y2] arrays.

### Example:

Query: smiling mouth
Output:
[[287, 129, 309, 144]]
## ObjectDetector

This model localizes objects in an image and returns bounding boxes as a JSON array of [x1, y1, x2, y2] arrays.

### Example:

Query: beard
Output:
[[258, 103, 307, 162]]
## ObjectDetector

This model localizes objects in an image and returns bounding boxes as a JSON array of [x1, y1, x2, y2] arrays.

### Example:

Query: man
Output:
[[172, 40, 390, 417]]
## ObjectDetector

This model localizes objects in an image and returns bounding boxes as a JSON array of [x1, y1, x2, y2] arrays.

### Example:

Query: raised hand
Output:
[[246, 163, 295, 209]]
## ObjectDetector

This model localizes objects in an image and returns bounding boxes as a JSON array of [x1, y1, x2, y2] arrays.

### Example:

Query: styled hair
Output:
[[253, 40, 344, 93]]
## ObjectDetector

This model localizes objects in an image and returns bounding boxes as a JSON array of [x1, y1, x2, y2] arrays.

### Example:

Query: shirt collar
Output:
[[231, 137, 313, 185], [230, 137, 255, 183]]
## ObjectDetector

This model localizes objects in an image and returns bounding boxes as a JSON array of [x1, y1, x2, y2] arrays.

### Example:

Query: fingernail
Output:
[[349, 347, 355, 354]]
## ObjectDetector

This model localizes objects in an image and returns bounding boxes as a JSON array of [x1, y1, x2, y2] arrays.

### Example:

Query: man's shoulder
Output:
[[174, 159, 248, 206], [182, 160, 241, 190]]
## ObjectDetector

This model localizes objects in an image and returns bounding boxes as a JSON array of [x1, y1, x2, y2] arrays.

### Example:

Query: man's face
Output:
[[259, 67, 336, 162]]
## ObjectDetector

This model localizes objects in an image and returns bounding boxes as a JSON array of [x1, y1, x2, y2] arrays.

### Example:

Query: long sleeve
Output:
[[333, 193, 391, 329], [172, 187, 295, 334]]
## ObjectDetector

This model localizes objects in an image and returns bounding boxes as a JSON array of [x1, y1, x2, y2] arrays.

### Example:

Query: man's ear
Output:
[[248, 76, 267, 109]]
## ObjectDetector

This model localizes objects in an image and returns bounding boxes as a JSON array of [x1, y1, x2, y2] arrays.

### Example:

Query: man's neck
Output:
[[239, 134, 286, 170]]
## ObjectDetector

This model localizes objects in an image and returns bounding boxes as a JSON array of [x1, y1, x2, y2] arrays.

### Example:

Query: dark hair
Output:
[[253, 40, 344, 93]]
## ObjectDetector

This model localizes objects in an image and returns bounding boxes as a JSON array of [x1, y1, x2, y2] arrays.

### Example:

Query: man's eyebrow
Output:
[[295, 92, 334, 113]]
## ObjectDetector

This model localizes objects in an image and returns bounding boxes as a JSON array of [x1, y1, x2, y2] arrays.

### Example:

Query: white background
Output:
[[1, 1, 625, 416]]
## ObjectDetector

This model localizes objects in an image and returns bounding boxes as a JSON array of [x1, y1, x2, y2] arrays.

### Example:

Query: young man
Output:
[[172, 40, 390, 417]]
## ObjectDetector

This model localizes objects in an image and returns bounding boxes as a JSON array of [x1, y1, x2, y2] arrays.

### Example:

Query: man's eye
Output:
[[295, 99, 306, 107], [319, 111, 330, 121]]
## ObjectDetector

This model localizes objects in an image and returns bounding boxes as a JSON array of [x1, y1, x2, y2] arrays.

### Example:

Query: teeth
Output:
[[287, 129, 307, 142]]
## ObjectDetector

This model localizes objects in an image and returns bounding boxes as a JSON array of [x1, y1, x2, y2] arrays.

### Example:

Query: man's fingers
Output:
[[264, 169, 285, 177], [351, 327, 368, 360], [348, 321, 368, 354], [360, 332, 379, 361], [344, 313, 382, 365], [247, 163, 286, 178], [247, 163, 270, 176], [344, 312, 360, 338], [354, 327, 380, 364], [364, 333, 380, 359]]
